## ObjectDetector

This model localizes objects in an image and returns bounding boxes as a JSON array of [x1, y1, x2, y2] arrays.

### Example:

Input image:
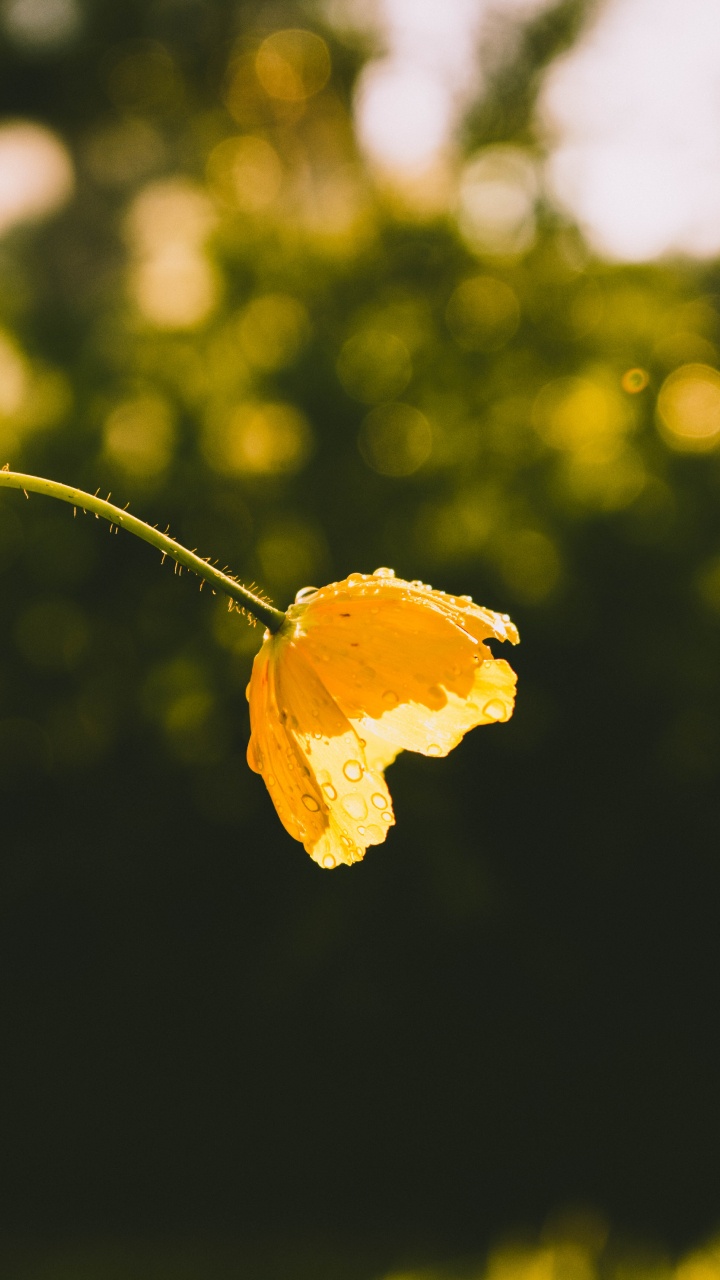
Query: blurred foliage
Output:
[[5, 1220, 720, 1280], [3, 0, 720, 791], [2, 0, 720, 1267]]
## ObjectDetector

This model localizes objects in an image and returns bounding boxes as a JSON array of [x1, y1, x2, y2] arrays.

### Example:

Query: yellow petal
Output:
[[352, 656, 517, 758], [293, 575, 517, 732], [247, 632, 395, 868], [274, 640, 395, 868], [246, 638, 326, 848], [291, 572, 518, 646], [298, 597, 485, 717], [247, 570, 518, 868]]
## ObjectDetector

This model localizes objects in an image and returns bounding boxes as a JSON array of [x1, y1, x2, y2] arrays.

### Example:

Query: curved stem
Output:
[[0, 469, 286, 633]]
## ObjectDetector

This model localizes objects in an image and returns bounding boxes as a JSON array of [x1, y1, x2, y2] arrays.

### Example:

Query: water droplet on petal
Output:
[[343, 759, 363, 781], [364, 823, 383, 842], [302, 793, 320, 811], [295, 586, 319, 603], [322, 783, 337, 801], [427, 743, 443, 756], [347, 573, 365, 585], [382, 690, 399, 708], [371, 793, 387, 810], [459, 594, 472, 603], [381, 811, 392, 823], [427, 684, 446, 709], [267, 774, 276, 787], [322, 854, 336, 869], [313, 731, 322, 740], [373, 567, 395, 578], [483, 699, 507, 721], [342, 794, 368, 821], [357, 825, 366, 836]]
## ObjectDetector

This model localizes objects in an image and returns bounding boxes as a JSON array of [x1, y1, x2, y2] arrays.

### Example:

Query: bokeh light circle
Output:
[[255, 29, 331, 102], [656, 363, 720, 452]]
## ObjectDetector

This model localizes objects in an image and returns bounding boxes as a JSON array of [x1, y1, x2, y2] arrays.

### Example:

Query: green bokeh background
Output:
[[2, 1, 720, 1276]]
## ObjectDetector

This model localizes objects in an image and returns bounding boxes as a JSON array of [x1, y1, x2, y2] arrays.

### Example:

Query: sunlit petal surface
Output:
[[247, 569, 518, 868]]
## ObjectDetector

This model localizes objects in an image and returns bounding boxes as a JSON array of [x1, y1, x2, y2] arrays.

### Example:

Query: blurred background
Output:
[[2, 0, 720, 1276]]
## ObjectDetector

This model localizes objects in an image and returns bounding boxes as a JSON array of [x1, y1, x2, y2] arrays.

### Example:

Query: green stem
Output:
[[0, 469, 286, 633]]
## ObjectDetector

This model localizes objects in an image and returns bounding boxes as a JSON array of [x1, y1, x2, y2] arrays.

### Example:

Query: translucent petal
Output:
[[357, 724, 402, 773], [352, 657, 517, 758], [288, 571, 518, 646], [294, 575, 517, 730], [298, 598, 487, 718], [247, 634, 394, 868], [247, 570, 518, 868], [274, 641, 394, 868], [246, 639, 326, 848]]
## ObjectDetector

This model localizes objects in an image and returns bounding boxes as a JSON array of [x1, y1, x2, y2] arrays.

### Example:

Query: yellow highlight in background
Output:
[[255, 29, 331, 102], [622, 367, 650, 393], [656, 363, 720, 451], [446, 275, 520, 351]]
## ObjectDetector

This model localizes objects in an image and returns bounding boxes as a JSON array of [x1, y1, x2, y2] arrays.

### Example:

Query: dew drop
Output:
[[427, 684, 446, 709], [322, 854, 336, 869], [342, 794, 368, 821], [295, 585, 319, 603], [364, 823, 383, 842], [313, 731, 323, 740], [340, 834, 352, 847], [381, 811, 392, 823], [427, 743, 443, 756], [371, 793, 387, 810], [483, 699, 507, 721], [381, 690, 399, 708], [322, 783, 337, 801], [357, 825, 366, 836], [373, 567, 395, 579], [267, 774, 276, 787], [459, 594, 472, 603], [302, 793, 320, 811], [343, 759, 363, 781], [347, 573, 365, 585]]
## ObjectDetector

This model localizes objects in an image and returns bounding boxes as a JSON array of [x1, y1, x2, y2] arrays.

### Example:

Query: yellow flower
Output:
[[246, 567, 519, 869]]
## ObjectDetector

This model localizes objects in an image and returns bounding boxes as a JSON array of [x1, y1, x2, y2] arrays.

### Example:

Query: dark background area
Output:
[[1, 0, 720, 1276]]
